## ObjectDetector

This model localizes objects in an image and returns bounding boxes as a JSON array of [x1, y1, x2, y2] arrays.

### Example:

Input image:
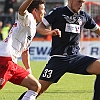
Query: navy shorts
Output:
[[39, 54, 97, 83]]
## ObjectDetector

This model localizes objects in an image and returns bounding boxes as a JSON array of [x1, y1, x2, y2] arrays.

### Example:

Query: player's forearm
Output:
[[36, 22, 52, 35], [22, 50, 30, 69], [94, 27, 100, 36], [18, 0, 33, 16], [37, 22, 61, 37]]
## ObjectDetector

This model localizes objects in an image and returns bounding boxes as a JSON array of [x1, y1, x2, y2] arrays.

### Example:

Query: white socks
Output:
[[21, 90, 38, 100]]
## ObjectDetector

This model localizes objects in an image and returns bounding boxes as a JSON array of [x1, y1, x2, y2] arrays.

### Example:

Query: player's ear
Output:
[[34, 8, 38, 13], [32, 8, 37, 15]]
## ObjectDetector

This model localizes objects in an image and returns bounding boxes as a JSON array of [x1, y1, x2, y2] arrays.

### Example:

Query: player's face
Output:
[[69, 0, 85, 13], [35, 4, 46, 23]]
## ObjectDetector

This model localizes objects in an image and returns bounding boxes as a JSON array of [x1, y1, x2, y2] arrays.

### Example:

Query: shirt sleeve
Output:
[[90, 24, 99, 31], [42, 8, 58, 27], [84, 12, 98, 31], [18, 10, 31, 26]]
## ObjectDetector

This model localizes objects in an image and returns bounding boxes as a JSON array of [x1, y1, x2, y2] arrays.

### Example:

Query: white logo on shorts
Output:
[[0, 78, 5, 85]]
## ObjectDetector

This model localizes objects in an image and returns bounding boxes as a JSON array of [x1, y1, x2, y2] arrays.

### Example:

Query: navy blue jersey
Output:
[[43, 6, 97, 56]]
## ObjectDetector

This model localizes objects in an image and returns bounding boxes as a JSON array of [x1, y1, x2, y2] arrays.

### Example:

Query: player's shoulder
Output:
[[80, 10, 90, 17], [49, 6, 66, 14]]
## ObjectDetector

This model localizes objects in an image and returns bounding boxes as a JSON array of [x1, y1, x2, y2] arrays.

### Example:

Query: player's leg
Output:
[[18, 91, 27, 100], [86, 60, 100, 100], [18, 80, 52, 100], [0, 57, 13, 89], [17, 74, 41, 100], [20, 74, 41, 100], [17, 78, 52, 99], [92, 74, 100, 100], [9, 64, 41, 100], [86, 60, 100, 75], [37, 80, 52, 97], [37, 56, 69, 97], [70, 57, 100, 100]]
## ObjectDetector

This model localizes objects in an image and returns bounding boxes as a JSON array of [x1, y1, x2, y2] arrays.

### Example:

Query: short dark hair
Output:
[[27, 0, 45, 13]]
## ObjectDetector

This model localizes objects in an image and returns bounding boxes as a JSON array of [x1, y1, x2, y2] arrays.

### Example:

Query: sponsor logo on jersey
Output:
[[78, 17, 82, 26], [62, 13, 82, 25], [65, 23, 80, 33], [62, 14, 77, 23]]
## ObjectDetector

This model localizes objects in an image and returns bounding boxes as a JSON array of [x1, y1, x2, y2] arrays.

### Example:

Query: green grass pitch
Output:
[[0, 61, 96, 100]]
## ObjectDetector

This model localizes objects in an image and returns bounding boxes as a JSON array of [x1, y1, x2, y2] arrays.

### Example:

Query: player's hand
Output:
[[52, 29, 61, 37], [26, 68, 32, 74]]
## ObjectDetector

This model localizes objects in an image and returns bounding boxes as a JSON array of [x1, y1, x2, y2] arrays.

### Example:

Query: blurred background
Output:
[[0, 0, 100, 61]]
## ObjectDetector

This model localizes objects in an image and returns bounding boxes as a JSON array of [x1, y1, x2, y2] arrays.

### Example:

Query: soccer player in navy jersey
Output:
[[18, 0, 100, 99], [0, 0, 51, 100], [0, 0, 47, 99]]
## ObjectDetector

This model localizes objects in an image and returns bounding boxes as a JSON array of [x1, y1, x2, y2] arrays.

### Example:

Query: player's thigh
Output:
[[9, 64, 41, 91], [39, 57, 67, 83], [86, 59, 100, 74]]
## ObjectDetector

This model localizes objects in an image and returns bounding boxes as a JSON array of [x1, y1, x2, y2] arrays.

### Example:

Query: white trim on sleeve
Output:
[[90, 24, 99, 31], [42, 18, 50, 26]]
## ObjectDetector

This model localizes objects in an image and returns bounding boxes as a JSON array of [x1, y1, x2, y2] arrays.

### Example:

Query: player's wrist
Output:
[[26, 68, 32, 74]]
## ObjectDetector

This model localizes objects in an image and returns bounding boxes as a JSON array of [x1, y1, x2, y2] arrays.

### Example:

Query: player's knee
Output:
[[29, 81, 41, 93], [36, 82, 41, 92]]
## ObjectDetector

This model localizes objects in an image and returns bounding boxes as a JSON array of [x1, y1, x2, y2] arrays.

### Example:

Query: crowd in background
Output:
[[0, 0, 52, 41], [1, 0, 100, 42], [0, 0, 16, 41]]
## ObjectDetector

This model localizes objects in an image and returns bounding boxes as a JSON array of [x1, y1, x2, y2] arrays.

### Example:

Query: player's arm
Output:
[[21, 50, 32, 74], [94, 27, 100, 36], [36, 22, 61, 37], [18, 0, 33, 16]]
